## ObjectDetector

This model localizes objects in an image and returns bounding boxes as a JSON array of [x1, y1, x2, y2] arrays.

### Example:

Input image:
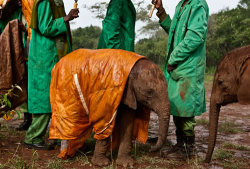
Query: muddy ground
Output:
[[0, 76, 249, 169]]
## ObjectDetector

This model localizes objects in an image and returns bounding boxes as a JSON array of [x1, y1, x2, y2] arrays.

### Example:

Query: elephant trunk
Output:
[[150, 105, 170, 152], [205, 98, 221, 163]]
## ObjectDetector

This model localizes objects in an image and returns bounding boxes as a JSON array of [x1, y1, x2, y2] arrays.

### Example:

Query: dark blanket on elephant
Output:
[[0, 19, 25, 92]]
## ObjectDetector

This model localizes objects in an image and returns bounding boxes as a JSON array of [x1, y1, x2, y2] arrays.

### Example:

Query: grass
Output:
[[222, 142, 250, 151], [139, 166, 169, 169], [218, 121, 243, 134], [102, 164, 116, 169], [205, 74, 214, 82], [75, 151, 90, 166], [214, 148, 234, 160], [206, 66, 216, 75], [223, 159, 248, 169], [0, 155, 27, 169], [0, 122, 23, 137], [196, 118, 209, 126], [46, 158, 64, 169], [214, 148, 248, 169], [138, 155, 166, 165], [31, 150, 39, 169]]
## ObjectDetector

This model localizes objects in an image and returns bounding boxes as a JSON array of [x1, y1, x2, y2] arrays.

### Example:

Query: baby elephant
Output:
[[205, 45, 250, 162], [49, 49, 170, 167]]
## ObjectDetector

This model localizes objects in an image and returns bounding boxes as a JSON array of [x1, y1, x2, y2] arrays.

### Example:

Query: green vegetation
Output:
[[135, 29, 168, 68], [214, 148, 234, 160], [218, 121, 243, 134], [206, 0, 250, 67], [196, 118, 209, 126], [46, 158, 64, 169], [223, 160, 248, 169], [214, 148, 248, 169], [222, 142, 250, 151], [71, 26, 101, 50]]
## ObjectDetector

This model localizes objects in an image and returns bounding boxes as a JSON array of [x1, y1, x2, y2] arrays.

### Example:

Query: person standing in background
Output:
[[24, 0, 79, 150], [152, 0, 209, 159], [97, 0, 136, 52]]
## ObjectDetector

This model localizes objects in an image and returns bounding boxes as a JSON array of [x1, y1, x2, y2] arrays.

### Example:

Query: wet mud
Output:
[[0, 81, 250, 168]]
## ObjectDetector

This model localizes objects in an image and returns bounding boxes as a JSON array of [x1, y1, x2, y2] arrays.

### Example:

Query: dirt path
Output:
[[0, 79, 249, 169]]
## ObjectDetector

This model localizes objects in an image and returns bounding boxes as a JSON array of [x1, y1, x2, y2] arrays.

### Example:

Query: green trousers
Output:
[[24, 114, 51, 144], [173, 116, 196, 136]]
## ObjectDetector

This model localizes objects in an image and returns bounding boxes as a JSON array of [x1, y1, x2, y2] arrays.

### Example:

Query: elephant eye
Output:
[[218, 79, 223, 85], [147, 89, 154, 97]]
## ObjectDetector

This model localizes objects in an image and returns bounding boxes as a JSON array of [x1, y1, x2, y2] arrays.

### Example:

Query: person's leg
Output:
[[16, 102, 32, 130], [24, 113, 53, 150], [161, 116, 186, 159], [182, 116, 196, 158], [173, 116, 185, 147]]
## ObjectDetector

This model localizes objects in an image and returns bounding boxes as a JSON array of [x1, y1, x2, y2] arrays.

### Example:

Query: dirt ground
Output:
[[0, 76, 249, 169]]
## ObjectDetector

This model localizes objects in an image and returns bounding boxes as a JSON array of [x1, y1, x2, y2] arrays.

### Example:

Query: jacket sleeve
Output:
[[37, 0, 67, 37], [101, 0, 123, 49], [159, 15, 172, 34], [168, 5, 208, 66]]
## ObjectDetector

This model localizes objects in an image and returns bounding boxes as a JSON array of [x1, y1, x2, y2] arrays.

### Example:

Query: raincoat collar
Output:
[[178, 0, 192, 18]]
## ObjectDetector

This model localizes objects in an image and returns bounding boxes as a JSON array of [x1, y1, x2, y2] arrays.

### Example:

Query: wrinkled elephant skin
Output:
[[205, 45, 250, 163]]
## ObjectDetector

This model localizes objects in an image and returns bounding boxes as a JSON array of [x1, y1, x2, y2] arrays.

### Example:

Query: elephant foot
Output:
[[91, 155, 110, 167], [116, 156, 134, 168]]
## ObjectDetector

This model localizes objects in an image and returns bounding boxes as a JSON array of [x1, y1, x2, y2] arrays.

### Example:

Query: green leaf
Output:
[[3, 94, 7, 103], [15, 110, 22, 119], [7, 100, 11, 108]]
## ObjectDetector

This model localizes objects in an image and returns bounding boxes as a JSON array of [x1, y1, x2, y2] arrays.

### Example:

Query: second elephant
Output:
[[49, 49, 170, 167], [205, 45, 250, 162]]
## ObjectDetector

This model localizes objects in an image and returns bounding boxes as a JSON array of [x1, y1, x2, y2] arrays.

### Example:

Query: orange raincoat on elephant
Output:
[[49, 49, 150, 158]]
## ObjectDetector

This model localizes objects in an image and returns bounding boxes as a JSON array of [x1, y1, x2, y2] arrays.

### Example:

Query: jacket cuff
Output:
[[156, 7, 167, 22]]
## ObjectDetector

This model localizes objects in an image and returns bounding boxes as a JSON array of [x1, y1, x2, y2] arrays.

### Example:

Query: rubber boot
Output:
[[16, 112, 32, 131], [161, 129, 186, 159], [184, 135, 196, 159]]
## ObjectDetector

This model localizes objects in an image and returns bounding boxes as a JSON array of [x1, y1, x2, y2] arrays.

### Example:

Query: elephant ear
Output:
[[122, 78, 137, 110], [237, 56, 250, 104]]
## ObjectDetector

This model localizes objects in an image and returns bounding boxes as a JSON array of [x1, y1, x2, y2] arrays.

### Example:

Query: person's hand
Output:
[[152, 0, 163, 10], [17, 0, 22, 7], [64, 8, 79, 22], [167, 64, 177, 74]]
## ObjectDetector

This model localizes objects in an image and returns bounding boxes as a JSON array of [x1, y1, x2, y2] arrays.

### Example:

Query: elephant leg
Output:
[[116, 106, 135, 168], [91, 138, 110, 166]]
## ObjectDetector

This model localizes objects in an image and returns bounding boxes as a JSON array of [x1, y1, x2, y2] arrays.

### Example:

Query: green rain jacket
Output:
[[160, 0, 209, 117], [28, 0, 71, 114], [97, 0, 136, 51]]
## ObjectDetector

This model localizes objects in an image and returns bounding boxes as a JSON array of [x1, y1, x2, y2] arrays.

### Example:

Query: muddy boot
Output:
[[161, 129, 186, 159], [91, 138, 110, 167], [184, 135, 196, 159], [16, 112, 32, 131]]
